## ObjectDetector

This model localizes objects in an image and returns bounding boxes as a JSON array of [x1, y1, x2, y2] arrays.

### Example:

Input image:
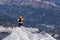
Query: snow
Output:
[[43, 1, 60, 8], [0, 0, 60, 8], [0, 26, 12, 33], [3, 26, 56, 40], [54, 34, 59, 38], [46, 25, 55, 29]]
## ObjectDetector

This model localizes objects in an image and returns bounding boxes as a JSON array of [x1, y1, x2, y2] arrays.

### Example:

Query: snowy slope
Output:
[[3, 26, 56, 40], [0, 26, 12, 33]]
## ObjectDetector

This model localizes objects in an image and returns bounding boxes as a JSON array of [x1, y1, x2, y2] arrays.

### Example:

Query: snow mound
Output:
[[3, 26, 56, 40], [0, 26, 12, 33]]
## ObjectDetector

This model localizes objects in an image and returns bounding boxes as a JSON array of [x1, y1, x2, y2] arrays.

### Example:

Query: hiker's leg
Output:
[[19, 23, 23, 27], [19, 23, 20, 27], [21, 23, 23, 26]]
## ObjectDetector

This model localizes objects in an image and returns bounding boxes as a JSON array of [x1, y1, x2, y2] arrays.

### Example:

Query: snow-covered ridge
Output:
[[0, 26, 39, 33], [0, 0, 60, 8], [3, 26, 56, 40], [0, 0, 41, 5], [43, 1, 60, 8]]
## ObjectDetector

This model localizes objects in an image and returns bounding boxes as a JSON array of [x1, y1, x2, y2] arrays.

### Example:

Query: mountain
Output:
[[3, 26, 56, 40], [0, 0, 60, 7], [0, 0, 60, 27], [0, 0, 60, 40]]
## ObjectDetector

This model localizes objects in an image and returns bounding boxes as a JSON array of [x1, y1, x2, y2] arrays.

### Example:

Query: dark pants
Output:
[[19, 23, 23, 27]]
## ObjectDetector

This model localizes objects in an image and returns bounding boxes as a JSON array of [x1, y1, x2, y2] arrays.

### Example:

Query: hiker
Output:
[[17, 16, 23, 27]]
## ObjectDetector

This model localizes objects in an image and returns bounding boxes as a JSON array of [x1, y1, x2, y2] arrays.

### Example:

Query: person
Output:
[[17, 16, 23, 27]]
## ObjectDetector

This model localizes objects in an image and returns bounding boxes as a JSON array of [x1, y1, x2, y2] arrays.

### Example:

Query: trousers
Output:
[[19, 23, 23, 27]]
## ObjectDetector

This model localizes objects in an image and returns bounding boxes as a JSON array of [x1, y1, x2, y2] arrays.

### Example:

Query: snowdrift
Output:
[[3, 26, 56, 40]]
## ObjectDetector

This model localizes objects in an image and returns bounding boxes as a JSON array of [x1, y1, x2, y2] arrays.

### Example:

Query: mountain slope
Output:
[[0, 0, 60, 40], [3, 26, 56, 40]]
